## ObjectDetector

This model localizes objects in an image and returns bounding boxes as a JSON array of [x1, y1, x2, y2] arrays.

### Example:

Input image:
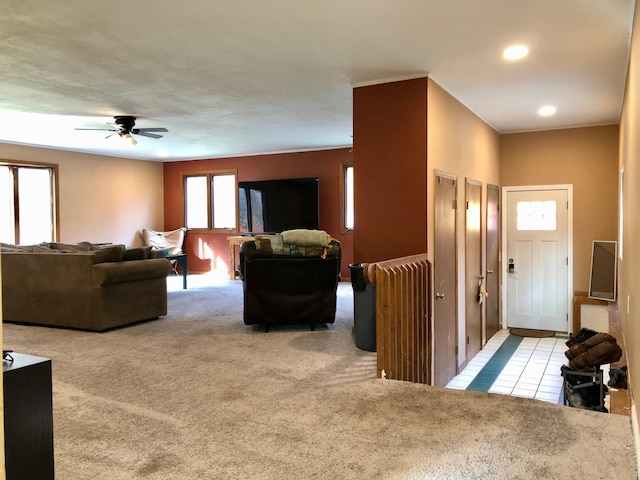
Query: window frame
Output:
[[182, 169, 238, 233], [0, 159, 59, 244], [340, 163, 354, 234]]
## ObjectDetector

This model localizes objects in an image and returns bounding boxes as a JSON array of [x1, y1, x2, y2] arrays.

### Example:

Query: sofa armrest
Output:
[[92, 258, 171, 287]]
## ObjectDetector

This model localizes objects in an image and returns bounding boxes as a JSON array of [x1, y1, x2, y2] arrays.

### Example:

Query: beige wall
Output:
[[619, 0, 640, 438], [0, 144, 164, 247], [500, 125, 619, 293], [427, 78, 501, 367]]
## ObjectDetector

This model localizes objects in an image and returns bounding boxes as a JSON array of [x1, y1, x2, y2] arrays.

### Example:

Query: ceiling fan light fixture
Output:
[[124, 133, 138, 145], [503, 44, 529, 60], [538, 105, 557, 116]]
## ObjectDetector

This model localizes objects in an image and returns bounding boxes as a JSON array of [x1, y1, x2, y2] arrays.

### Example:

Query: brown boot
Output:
[[582, 332, 616, 349], [570, 340, 622, 370], [565, 343, 588, 361], [565, 332, 617, 362]]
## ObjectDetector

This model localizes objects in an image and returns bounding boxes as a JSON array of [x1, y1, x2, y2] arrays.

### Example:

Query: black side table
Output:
[[3, 352, 54, 480]]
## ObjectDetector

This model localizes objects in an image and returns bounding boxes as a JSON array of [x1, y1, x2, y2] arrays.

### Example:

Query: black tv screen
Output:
[[238, 178, 319, 234]]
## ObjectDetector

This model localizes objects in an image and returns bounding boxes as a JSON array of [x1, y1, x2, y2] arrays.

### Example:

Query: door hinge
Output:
[[467, 336, 470, 345], [453, 200, 457, 210], [455, 346, 458, 355], [437, 176, 442, 184], [566, 257, 568, 265], [466, 201, 470, 210]]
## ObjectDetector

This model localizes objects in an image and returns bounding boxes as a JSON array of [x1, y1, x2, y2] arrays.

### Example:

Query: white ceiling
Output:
[[0, 1, 635, 162]]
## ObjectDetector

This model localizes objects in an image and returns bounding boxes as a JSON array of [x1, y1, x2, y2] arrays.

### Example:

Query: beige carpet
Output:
[[3, 279, 637, 480]]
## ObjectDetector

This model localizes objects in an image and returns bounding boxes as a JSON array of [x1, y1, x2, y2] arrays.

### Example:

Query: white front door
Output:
[[505, 188, 570, 332]]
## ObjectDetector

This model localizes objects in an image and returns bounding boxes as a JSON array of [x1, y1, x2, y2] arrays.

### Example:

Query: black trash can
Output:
[[349, 263, 376, 352]]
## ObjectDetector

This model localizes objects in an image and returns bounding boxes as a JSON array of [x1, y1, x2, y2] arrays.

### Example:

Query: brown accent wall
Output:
[[352, 77, 428, 263], [162, 148, 353, 278], [619, 1, 640, 423], [500, 125, 619, 292]]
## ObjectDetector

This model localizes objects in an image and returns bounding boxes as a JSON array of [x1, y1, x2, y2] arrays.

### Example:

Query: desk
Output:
[[166, 253, 188, 289], [3, 352, 54, 480], [227, 236, 255, 280]]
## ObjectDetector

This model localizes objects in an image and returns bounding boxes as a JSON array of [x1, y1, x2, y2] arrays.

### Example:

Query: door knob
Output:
[[487, 269, 494, 275], [436, 293, 445, 300]]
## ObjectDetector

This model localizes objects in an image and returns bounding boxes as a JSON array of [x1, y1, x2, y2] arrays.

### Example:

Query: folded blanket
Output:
[[254, 233, 329, 258], [281, 229, 329, 247]]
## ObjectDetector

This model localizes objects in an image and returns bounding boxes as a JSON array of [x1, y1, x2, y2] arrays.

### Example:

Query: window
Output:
[[0, 162, 58, 245], [341, 164, 354, 232], [183, 171, 237, 231], [516, 200, 556, 231], [238, 187, 265, 234]]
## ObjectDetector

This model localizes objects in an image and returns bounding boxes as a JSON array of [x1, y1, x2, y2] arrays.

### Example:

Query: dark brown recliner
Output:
[[239, 239, 341, 331]]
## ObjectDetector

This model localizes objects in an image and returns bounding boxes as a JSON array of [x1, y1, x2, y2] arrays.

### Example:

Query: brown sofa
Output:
[[1, 242, 171, 331]]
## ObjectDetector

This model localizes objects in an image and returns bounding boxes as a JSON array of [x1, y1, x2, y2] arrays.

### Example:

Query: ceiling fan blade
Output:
[[132, 127, 169, 133], [135, 131, 164, 139], [75, 128, 118, 131]]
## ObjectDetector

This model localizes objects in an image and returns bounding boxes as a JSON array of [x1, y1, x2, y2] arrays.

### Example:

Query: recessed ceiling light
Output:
[[503, 45, 529, 60], [538, 105, 557, 116]]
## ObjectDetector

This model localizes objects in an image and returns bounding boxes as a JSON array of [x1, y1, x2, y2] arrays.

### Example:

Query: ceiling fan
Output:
[[76, 116, 168, 145]]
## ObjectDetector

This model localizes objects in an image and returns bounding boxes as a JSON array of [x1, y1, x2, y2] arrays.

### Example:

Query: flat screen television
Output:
[[238, 178, 319, 234]]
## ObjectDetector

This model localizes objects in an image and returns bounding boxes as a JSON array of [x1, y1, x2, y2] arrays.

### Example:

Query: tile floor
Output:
[[446, 329, 611, 410]]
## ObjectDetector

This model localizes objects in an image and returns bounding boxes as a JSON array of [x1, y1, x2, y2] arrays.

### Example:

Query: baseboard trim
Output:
[[631, 402, 640, 475]]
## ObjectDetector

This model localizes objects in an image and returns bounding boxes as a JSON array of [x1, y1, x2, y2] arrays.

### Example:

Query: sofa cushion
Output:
[[49, 241, 92, 251], [91, 246, 124, 264], [122, 247, 153, 261], [1, 243, 30, 253]]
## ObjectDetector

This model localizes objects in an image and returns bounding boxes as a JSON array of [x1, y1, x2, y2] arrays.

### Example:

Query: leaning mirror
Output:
[[588, 240, 617, 301]]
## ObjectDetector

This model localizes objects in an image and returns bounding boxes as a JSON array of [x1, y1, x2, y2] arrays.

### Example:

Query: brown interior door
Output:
[[465, 179, 482, 361], [486, 184, 500, 340], [434, 172, 457, 387]]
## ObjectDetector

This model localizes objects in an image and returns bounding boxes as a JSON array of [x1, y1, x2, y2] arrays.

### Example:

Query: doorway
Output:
[[433, 172, 458, 387], [502, 186, 573, 333]]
